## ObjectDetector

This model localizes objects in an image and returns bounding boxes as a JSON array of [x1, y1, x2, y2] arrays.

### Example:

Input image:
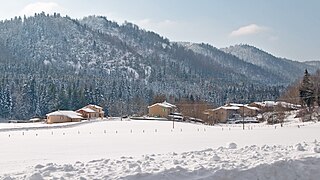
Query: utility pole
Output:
[[173, 118, 175, 129], [242, 104, 245, 130], [272, 104, 274, 125]]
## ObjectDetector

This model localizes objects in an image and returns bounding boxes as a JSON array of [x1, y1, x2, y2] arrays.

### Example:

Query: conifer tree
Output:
[[299, 69, 315, 110]]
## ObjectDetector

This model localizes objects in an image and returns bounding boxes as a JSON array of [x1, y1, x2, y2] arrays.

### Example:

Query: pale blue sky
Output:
[[0, 0, 319, 61]]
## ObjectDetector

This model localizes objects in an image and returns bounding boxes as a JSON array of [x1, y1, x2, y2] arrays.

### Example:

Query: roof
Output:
[[228, 103, 244, 107], [244, 106, 260, 111], [86, 104, 103, 109], [168, 115, 184, 119], [210, 106, 239, 112], [148, 101, 176, 109], [46, 110, 83, 119], [78, 107, 97, 113], [264, 101, 276, 107], [222, 106, 240, 110], [226, 103, 260, 111]]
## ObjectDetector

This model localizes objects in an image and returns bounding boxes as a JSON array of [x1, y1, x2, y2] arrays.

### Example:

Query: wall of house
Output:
[[47, 115, 70, 124], [86, 105, 104, 118], [77, 110, 100, 119], [240, 107, 258, 117], [77, 111, 88, 118], [210, 109, 228, 123], [87, 112, 100, 118], [47, 115, 82, 124], [148, 105, 171, 118], [87, 106, 101, 113]]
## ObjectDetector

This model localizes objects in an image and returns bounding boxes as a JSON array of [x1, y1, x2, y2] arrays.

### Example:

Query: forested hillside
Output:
[[0, 13, 314, 120], [221, 44, 316, 82]]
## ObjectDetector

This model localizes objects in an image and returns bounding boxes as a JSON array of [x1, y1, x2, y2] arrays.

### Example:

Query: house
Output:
[[226, 103, 260, 117], [240, 105, 260, 117], [205, 103, 260, 124], [206, 106, 240, 123], [249, 101, 276, 112], [77, 104, 104, 119], [148, 101, 177, 118], [76, 107, 100, 119], [46, 110, 83, 124], [249, 101, 301, 112]]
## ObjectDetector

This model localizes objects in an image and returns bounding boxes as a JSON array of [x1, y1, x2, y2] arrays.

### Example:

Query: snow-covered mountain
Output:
[[304, 60, 320, 69], [0, 14, 317, 119], [179, 42, 290, 84], [221, 44, 316, 82]]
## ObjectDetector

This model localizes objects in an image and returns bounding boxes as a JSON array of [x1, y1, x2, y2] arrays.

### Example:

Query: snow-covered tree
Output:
[[299, 69, 315, 110]]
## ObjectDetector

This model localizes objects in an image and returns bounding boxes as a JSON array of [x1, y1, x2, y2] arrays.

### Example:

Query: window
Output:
[[163, 108, 166, 112]]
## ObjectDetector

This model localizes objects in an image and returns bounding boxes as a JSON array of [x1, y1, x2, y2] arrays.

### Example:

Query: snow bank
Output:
[[1, 119, 320, 179], [1, 142, 319, 180]]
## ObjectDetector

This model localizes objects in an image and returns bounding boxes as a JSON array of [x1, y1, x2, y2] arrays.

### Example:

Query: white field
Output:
[[0, 116, 320, 179]]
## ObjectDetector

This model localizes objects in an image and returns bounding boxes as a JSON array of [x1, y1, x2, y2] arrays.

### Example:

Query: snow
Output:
[[46, 110, 83, 119], [43, 60, 51, 65], [211, 106, 240, 111], [148, 101, 176, 108], [245, 106, 260, 110], [222, 106, 240, 110], [229, 103, 244, 107], [123, 66, 140, 79], [87, 104, 103, 109], [78, 107, 96, 113], [0, 118, 320, 179], [162, 101, 176, 108]]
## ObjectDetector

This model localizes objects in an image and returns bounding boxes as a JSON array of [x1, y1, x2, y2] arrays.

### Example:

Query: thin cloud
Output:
[[19, 2, 65, 17], [230, 24, 267, 37]]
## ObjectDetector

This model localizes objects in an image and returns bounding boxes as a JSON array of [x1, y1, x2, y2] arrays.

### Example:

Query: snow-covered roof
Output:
[[264, 101, 276, 107], [251, 101, 300, 109], [168, 115, 184, 119], [46, 110, 83, 119], [244, 106, 260, 111], [78, 107, 97, 113], [210, 106, 239, 112], [211, 105, 259, 112], [162, 101, 176, 108], [222, 106, 240, 110], [228, 103, 244, 107], [276, 101, 301, 109], [148, 101, 176, 109], [87, 104, 103, 109]]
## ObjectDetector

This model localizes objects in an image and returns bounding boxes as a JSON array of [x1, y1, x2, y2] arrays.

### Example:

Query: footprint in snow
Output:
[[295, 143, 305, 151], [314, 146, 320, 153], [227, 142, 237, 149], [211, 154, 221, 161]]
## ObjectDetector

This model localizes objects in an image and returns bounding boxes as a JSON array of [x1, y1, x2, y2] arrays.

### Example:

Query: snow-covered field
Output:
[[0, 117, 320, 179]]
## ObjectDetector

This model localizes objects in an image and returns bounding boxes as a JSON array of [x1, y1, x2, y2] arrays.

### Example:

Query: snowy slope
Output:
[[1, 119, 320, 179], [178, 42, 288, 84], [221, 44, 316, 82]]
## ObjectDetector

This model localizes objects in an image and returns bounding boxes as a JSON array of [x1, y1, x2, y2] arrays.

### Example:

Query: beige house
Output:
[[46, 110, 83, 124], [77, 104, 105, 119], [206, 106, 240, 124], [148, 101, 177, 118], [226, 103, 260, 117], [239, 106, 260, 117], [205, 103, 260, 124], [77, 108, 99, 119], [248, 101, 275, 112]]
